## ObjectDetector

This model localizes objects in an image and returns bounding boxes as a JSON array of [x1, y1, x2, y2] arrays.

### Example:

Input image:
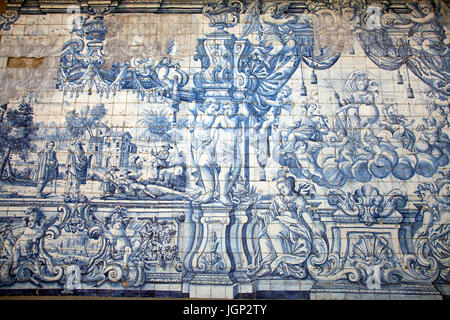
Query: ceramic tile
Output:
[[0, 0, 448, 300]]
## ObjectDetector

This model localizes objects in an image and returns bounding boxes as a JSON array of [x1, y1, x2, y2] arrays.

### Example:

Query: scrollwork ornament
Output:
[[412, 171, 450, 281], [57, 14, 189, 101], [104, 263, 124, 283], [306, 252, 343, 279], [199, 232, 226, 273], [348, 233, 395, 285], [327, 184, 407, 225], [0, 10, 20, 31], [175, 261, 183, 273], [0, 203, 180, 290], [14, 265, 36, 284]]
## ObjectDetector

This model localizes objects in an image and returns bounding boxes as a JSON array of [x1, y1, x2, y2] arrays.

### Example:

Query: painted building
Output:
[[0, 0, 448, 301], [87, 126, 137, 168]]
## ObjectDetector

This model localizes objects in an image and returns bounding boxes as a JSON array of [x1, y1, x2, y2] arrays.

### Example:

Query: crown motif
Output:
[[72, 15, 108, 42], [84, 16, 108, 42]]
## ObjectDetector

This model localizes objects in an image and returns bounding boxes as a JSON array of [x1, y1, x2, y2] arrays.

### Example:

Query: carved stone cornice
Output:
[[5, 0, 420, 14], [39, 0, 121, 14]]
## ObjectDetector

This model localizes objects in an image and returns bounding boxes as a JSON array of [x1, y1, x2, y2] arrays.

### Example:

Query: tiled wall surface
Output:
[[0, 0, 448, 299]]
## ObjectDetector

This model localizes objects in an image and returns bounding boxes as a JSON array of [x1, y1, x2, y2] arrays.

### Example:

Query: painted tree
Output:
[[139, 109, 173, 141], [65, 104, 107, 142], [37, 121, 68, 149], [0, 103, 39, 180]]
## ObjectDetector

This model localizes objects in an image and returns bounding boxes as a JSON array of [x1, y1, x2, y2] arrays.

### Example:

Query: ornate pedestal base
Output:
[[188, 274, 239, 299], [183, 202, 252, 298]]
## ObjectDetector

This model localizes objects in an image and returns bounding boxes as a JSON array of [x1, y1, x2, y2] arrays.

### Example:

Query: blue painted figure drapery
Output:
[[65, 142, 88, 197], [248, 177, 325, 279], [35, 141, 59, 198]]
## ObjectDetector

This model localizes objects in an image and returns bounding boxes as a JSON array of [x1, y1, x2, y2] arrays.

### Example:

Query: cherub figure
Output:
[[241, 1, 298, 61], [404, 0, 449, 56], [415, 179, 449, 237], [414, 172, 449, 279], [415, 116, 449, 165], [424, 90, 450, 127], [293, 141, 323, 179], [103, 207, 143, 270], [378, 104, 416, 151], [0, 208, 48, 279], [71, 16, 86, 38]]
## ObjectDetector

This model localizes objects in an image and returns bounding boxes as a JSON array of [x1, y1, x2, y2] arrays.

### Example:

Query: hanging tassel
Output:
[[300, 59, 307, 96], [300, 82, 307, 96], [397, 70, 404, 84], [311, 69, 317, 85], [406, 67, 414, 99], [407, 85, 414, 99]]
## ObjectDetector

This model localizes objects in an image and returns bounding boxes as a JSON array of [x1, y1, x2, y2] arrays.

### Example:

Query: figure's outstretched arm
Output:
[[406, 12, 436, 24], [300, 204, 314, 226], [260, 13, 297, 26], [417, 203, 438, 236], [405, 2, 422, 17]]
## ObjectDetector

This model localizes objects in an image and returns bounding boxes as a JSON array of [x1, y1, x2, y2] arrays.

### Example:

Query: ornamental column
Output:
[[182, 1, 255, 298]]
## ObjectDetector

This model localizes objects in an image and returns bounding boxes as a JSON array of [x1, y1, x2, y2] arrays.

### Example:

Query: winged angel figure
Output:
[[0, 208, 57, 285], [237, 1, 316, 118], [403, 0, 449, 57], [377, 0, 450, 95], [88, 207, 147, 286], [240, 1, 300, 62]]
